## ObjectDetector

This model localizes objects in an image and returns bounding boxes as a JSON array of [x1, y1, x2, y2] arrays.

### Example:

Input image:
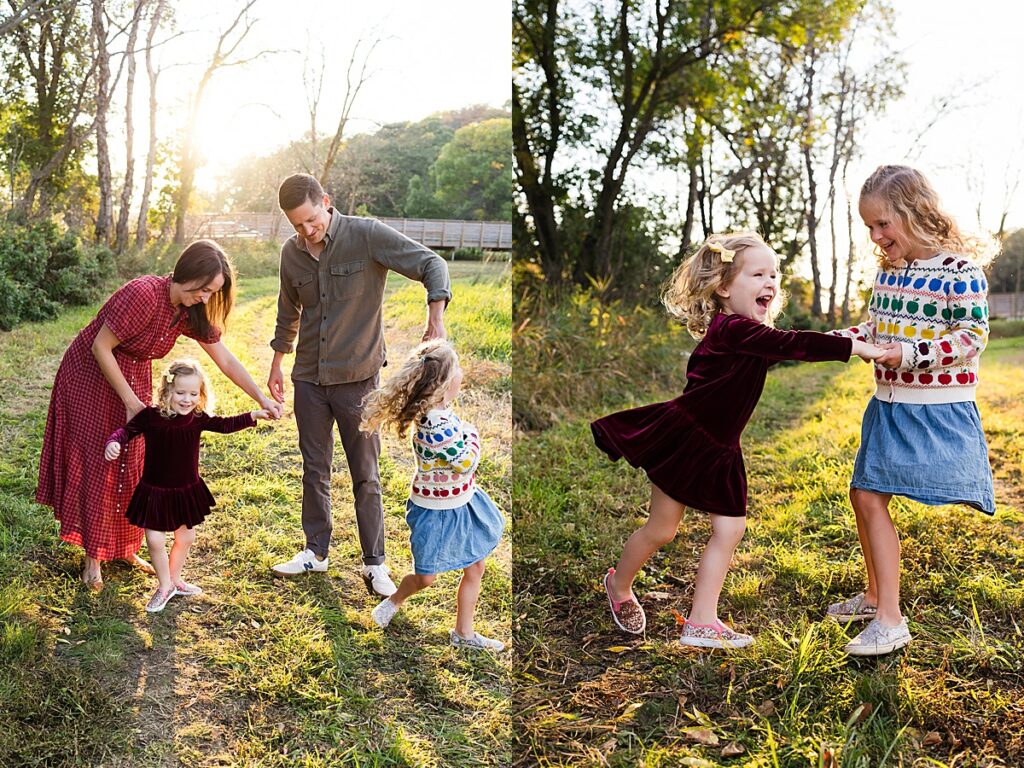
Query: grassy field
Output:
[[514, 293, 1024, 767], [0, 260, 511, 767]]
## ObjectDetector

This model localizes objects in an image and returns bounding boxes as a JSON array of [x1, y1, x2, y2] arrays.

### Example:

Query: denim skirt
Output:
[[851, 397, 995, 515], [406, 487, 506, 574]]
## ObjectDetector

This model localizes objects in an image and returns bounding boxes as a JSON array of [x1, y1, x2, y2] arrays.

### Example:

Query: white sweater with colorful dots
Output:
[[410, 407, 481, 509], [831, 252, 989, 404]]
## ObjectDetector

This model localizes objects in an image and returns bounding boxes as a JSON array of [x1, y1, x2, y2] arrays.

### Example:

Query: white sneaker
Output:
[[450, 630, 505, 652], [371, 597, 398, 628], [272, 548, 328, 577], [361, 563, 397, 597], [844, 618, 912, 656]]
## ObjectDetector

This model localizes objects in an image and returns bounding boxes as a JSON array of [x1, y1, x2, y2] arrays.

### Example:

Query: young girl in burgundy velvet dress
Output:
[[105, 360, 272, 612], [593, 233, 884, 649]]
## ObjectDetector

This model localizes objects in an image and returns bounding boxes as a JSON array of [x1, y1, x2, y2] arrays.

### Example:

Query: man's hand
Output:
[[268, 366, 286, 404], [422, 299, 447, 341]]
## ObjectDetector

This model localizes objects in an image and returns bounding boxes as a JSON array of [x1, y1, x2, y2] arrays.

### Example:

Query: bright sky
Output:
[[848, 0, 1024, 236], [137, 0, 510, 192]]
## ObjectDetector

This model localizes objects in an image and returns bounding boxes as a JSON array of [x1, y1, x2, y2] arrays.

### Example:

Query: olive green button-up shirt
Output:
[[270, 209, 451, 385]]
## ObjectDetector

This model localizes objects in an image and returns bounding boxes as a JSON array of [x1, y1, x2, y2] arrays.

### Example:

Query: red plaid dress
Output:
[[35, 275, 221, 560]]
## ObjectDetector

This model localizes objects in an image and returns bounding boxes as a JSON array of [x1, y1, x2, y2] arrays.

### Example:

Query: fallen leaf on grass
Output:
[[922, 731, 942, 747], [605, 646, 632, 653], [250, 620, 261, 629], [683, 728, 719, 746], [847, 702, 873, 724], [721, 741, 744, 757], [62, 626, 71, 635], [599, 737, 617, 753], [822, 748, 836, 768], [643, 591, 671, 601], [755, 700, 776, 717]]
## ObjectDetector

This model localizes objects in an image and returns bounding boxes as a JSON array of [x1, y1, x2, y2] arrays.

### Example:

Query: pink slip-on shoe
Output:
[[679, 618, 754, 649], [146, 586, 176, 613], [603, 568, 646, 634], [173, 581, 203, 597]]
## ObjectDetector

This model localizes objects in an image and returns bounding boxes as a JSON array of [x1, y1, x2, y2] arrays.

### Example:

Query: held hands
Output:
[[259, 392, 284, 419], [422, 299, 447, 342], [251, 409, 274, 421], [875, 342, 903, 369], [104, 442, 121, 461], [126, 398, 146, 421], [850, 340, 903, 367], [850, 340, 885, 363]]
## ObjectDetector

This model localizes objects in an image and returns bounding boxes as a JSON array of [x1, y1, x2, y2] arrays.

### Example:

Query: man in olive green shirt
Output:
[[268, 173, 451, 595]]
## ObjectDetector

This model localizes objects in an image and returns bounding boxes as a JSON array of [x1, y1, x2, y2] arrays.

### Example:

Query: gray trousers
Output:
[[293, 377, 384, 565]]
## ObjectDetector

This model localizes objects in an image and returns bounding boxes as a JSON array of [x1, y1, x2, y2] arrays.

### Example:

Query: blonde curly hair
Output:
[[860, 165, 995, 268], [156, 359, 214, 418], [663, 232, 783, 339], [360, 339, 459, 438]]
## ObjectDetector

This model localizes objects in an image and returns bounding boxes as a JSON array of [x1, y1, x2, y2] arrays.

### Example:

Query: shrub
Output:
[[0, 218, 111, 331]]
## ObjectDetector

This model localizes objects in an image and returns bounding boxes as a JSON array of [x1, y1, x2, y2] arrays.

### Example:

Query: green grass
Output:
[[513, 297, 1024, 767], [0, 262, 510, 767]]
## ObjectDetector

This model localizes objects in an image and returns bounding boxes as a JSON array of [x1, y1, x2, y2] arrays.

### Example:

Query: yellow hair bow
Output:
[[164, 372, 176, 383], [707, 241, 735, 263]]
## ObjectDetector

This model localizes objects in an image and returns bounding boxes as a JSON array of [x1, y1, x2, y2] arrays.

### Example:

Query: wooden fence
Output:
[[989, 292, 1024, 320], [182, 213, 512, 251]]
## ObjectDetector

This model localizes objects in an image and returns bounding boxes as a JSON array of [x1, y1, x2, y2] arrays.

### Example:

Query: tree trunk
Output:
[[92, 0, 112, 245], [136, 0, 165, 247], [512, 79, 560, 283], [678, 155, 698, 257], [115, 0, 145, 254], [842, 165, 854, 325]]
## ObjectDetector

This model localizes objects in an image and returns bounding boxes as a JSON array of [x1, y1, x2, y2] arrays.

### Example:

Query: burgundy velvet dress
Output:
[[591, 312, 853, 516], [105, 407, 256, 531]]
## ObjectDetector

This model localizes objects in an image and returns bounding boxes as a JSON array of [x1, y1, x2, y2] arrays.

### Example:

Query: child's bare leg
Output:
[[454, 559, 487, 637], [851, 489, 900, 624], [145, 529, 172, 590], [687, 514, 747, 625], [851, 488, 879, 606], [388, 573, 436, 608], [168, 525, 196, 586], [607, 485, 685, 601]]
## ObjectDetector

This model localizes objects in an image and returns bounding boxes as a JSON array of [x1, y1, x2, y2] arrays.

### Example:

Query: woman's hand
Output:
[[259, 394, 284, 419], [104, 442, 121, 461], [251, 409, 274, 421], [126, 398, 146, 421]]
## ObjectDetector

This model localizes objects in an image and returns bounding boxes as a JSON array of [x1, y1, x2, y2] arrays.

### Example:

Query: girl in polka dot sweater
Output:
[[359, 339, 506, 651], [827, 165, 996, 658]]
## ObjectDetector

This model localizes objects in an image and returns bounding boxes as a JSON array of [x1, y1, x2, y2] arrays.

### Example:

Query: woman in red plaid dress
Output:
[[36, 240, 283, 589]]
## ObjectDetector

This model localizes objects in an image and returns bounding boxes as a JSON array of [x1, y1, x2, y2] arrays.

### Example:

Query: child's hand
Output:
[[251, 409, 273, 421], [876, 342, 903, 369], [104, 442, 121, 461], [851, 340, 884, 362]]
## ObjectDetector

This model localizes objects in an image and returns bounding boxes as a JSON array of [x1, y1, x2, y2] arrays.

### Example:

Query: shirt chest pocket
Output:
[[292, 272, 319, 308], [330, 260, 366, 299]]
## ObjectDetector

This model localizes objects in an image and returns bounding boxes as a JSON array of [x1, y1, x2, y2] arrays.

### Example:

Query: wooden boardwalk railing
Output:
[[183, 213, 512, 251], [989, 292, 1024, 320]]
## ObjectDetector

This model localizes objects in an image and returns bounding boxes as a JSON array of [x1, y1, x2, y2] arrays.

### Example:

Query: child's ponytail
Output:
[[360, 339, 459, 438]]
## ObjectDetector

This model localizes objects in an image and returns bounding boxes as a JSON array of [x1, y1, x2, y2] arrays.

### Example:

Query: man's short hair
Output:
[[278, 173, 325, 211]]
